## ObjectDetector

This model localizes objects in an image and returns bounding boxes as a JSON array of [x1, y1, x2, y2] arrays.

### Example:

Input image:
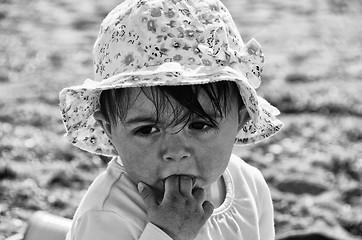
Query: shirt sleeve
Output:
[[253, 169, 275, 240], [139, 223, 172, 240], [71, 210, 172, 240]]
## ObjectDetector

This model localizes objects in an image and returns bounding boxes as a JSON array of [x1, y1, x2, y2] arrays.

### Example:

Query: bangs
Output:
[[99, 81, 243, 127]]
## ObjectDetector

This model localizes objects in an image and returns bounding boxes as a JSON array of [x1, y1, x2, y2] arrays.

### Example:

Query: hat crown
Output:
[[93, 0, 261, 82]]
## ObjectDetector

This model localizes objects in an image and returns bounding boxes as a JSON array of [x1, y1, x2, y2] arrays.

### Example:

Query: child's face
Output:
[[98, 87, 244, 195]]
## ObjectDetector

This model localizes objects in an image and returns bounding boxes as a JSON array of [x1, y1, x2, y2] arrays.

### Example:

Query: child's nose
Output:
[[161, 133, 191, 162]]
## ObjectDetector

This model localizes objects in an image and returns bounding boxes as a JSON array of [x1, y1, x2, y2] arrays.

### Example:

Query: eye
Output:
[[134, 125, 159, 136], [189, 121, 215, 131], [189, 122, 208, 130]]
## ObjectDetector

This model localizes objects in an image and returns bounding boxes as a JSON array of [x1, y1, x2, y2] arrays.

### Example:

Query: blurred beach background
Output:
[[0, 0, 361, 239]]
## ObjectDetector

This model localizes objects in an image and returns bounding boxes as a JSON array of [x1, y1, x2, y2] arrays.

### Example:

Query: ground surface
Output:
[[0, 0, 361, 239]]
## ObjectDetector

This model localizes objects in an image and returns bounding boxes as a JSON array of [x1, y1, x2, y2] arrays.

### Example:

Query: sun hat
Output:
[[59, 0, 283, 156]]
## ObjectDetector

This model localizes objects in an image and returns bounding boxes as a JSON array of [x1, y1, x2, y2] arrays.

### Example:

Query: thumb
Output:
[[138, 182, 158, 209]]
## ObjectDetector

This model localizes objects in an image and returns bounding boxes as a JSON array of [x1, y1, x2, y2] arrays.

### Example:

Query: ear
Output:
[[237, 108, 250, 132], [93, 111, 113, 138]]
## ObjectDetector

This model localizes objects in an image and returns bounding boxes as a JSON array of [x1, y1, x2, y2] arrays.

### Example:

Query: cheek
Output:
[[119, 152, 154, 185], [197, 141, 232, 175], [116, 138, 160, 184], [119, 144, 148, 171], [197, 122, 238, 177], [112, 130, 149, 161], [207, 146, 231, 167]]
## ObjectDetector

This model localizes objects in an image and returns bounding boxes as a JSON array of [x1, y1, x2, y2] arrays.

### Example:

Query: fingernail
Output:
[[181, 175, 190, 180], [137, 182, 144, 193]]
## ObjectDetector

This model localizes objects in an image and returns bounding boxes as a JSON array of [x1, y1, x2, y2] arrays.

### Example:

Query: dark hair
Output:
[[99, 81, 244, 128]]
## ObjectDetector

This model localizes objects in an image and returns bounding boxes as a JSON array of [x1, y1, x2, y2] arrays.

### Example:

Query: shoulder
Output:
[[73, 157, 147, 227], [227, 155, 275, 239], [227, 153, 271, 211]]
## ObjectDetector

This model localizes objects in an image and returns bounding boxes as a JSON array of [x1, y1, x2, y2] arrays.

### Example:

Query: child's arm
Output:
[[70, 210, 173, 240], [138, 175, 214, 240]]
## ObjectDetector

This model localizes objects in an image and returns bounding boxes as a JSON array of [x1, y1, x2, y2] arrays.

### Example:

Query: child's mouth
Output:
[[161, 175, 196, 187]]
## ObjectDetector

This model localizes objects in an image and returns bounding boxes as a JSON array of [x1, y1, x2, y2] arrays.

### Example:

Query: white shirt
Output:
[[67, 153, 275, 240]]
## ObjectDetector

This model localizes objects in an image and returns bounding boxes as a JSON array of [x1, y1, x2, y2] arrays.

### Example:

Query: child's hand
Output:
[[138, 175, 214, 240]]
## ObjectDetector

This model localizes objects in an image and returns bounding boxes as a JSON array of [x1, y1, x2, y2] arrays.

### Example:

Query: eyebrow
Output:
[[123, 115, 160, 125], [123, 111, 223, 126]]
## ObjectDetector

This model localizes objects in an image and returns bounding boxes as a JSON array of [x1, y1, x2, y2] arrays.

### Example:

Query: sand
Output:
[[0, 0, 361, 239]]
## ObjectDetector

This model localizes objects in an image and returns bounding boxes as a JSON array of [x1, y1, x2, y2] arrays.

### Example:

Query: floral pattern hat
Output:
[[59, 0, 283, 156]]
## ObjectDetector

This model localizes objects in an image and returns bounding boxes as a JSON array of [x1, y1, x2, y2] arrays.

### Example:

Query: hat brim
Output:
[[59, 63, 283, 156]]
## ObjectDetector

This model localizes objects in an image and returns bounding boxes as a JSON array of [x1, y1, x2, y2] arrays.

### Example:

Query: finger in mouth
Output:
[[161, 175, 196, 187]]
